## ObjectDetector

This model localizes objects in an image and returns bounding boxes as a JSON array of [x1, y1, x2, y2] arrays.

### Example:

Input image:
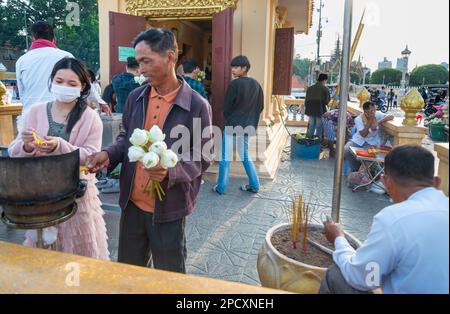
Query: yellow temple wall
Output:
[[98, 0, 127, 87], [97, 0, 279, 107]]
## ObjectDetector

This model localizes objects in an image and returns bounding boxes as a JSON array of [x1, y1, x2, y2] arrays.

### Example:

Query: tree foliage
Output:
[[0, 0, 99, 70], [350, 72, 361, 85], [370, 68, 403, 85], [293, 54, 311, 80], [410, 64, 449, 86]]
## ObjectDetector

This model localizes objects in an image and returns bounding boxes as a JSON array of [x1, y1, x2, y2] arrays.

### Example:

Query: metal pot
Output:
[[0, 150, 87, 226]]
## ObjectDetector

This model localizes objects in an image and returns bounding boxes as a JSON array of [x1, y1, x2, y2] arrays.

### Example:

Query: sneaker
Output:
[[240, 185, 259, 194], [96, 178, 115, 189], [101, 180, 120, 194], [213, 185, 225, 195], [369, 182, 386, 195]]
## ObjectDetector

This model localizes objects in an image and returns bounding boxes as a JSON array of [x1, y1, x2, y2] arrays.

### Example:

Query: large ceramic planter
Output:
[[257, 223, 362, 294]]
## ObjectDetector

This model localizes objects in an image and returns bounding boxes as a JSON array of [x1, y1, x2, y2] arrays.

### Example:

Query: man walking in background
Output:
[[214, 55, 264, 195], [112, 57, 140, 114], [15, 21, 73, 129], [305, 73, 330, 140], [182, 59, 207, 99]]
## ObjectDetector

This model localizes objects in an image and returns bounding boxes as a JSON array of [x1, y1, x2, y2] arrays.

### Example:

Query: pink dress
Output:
[[8, 102, 110, 260]]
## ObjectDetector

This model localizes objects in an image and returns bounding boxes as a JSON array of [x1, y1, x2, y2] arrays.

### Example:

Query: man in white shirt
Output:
[[321, 145, 449, 294], [15, 21, 73, 129], [344, 101, 394, 172]]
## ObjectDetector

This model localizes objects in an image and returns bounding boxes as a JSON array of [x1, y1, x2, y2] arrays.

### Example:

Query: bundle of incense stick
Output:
[[291, 192, 310, 253]]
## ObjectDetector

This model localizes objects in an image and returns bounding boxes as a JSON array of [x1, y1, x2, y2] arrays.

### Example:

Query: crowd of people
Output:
[[7, 21, 265, 276], [4, 19, 448, 294]]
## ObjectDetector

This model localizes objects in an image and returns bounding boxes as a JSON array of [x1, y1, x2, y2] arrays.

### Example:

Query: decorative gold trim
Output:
[[306, 0, 314, 35], [125, 0, 238, 20]]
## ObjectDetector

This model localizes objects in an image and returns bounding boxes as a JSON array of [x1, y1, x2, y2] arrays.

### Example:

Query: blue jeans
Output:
[[307, 116, 323, 139], [216, 132, 260, 194]]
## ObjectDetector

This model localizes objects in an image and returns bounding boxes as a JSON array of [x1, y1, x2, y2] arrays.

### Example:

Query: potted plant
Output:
[[257, 192, 361, 294], [427, 117, 447, 142]]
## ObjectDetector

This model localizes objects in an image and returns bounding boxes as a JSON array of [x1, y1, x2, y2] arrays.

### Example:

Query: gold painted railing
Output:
[[435, 143, 449, 196], [283, 99, 308, 127], [0, 241, 288, 294], [0, 103, 22, 146]]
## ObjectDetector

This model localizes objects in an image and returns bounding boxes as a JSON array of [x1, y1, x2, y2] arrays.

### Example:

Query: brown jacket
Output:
[[105, 79, 213, 223]]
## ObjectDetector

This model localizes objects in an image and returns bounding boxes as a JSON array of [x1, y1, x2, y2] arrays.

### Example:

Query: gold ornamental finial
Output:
[[401, 88, 424, 126], [0, 81, 7, 106], [356, 87, 370, 108]]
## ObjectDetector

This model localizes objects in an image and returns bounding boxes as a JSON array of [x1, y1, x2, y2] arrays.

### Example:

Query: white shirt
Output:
[[16, 47, 74, 116], [334, 188, 449, 294], [352, 112, 386, 146], [176, 64, 185, 76], [87, 82, 107, 108]]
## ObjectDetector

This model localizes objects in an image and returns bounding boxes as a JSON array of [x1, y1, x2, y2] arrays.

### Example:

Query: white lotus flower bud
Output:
[[160, 150, 178, 169], [142, 152, 160, 169], [134, 75, 146, 85], [130, 128, 149, 146], [147, 125, 166, 143], [128, 146, 146, 162], [150, 141, 168, 156]]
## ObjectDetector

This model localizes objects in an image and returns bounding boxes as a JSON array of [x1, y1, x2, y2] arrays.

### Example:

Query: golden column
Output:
[[0, 81, 7, 106], [401, 88, 424, 126]]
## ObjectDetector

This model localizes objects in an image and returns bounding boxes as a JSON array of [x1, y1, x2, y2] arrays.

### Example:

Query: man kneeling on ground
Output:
[[320, 145, 449, 294]]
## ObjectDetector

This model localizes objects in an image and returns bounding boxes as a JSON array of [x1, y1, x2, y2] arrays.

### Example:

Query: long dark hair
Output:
[[49, 58, 91, 134]]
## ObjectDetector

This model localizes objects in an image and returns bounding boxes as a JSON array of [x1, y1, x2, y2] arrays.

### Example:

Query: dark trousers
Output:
[[319, 264, 372, 294], [387, 99, 393, 109], [118, 202, 187, 274]]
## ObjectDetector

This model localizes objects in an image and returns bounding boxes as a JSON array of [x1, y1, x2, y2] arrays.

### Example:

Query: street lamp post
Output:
[[363, 68, 370, 86], [400, 45, 412, 90], [316, 0, 328, 80]]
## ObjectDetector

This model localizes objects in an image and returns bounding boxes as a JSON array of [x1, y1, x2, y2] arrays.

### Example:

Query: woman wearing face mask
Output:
[[8, 57, 110, 260]]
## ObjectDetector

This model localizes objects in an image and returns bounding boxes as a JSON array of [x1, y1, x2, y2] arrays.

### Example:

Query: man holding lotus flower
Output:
[[87, 28, 213, 273]]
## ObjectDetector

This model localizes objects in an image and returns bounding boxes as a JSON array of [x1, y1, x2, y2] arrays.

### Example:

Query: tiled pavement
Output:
[[0, 143, 391, 286]]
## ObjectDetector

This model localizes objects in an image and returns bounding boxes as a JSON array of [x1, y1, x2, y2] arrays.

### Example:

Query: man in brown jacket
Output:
[[87, 28, 212, 273]]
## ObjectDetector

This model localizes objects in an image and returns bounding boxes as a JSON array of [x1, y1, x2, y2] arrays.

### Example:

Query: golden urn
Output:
[[400, 88, 424, 126], [0, 81, 7, 106], [357, 87, 371, 108]]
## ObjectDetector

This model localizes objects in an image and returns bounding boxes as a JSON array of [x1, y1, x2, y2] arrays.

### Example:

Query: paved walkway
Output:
[[0, 144, 392, 286]]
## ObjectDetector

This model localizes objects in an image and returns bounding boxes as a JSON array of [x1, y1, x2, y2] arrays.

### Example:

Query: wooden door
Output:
[[273, 28, 294, 95], [109, 12, 147, 81], [211, 8, 234, 129]]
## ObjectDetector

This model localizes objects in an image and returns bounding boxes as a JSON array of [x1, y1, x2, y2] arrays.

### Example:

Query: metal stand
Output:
[[353, 160, 385, 192], [1, 203, 77, 251]]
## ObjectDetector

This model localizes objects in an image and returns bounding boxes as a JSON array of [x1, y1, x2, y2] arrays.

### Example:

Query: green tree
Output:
[[410, 64, 449, 86], [293, 54, 311, 80], [0, 0, 99, 70], [370, 68, 403, 85], [350, 72, 360, 84]]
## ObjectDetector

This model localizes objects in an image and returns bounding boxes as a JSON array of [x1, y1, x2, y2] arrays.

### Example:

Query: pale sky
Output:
[[295, 0, 450, 71]]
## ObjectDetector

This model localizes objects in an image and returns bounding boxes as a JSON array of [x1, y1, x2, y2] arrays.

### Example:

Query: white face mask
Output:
[[51, 83, 81, 103]]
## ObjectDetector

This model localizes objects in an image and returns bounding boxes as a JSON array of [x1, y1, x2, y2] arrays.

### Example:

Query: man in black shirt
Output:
[[214, 55, 264, 195], [305, 73, 330, 139]]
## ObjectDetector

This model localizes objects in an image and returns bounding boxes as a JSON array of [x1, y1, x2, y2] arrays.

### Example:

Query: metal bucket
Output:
[[0, 150, 87, 226]]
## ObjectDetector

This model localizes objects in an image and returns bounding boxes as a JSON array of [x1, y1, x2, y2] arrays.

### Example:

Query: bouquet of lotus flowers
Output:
[[134, 75, 146, 86], [128, 126, 178, 201], [196, 71, 206, 82]]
